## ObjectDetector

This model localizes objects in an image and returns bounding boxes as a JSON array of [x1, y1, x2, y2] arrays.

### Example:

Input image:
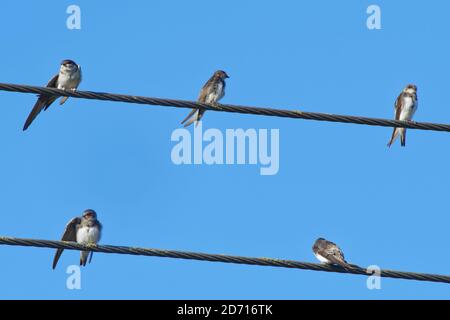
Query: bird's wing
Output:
[[52, 217, 81, 269], [198, 88, 208, 103], [23, 74, 59, 131], [197, 76, 216, 103], [394, 92, 405, 120], [324, 245, 350, 268], [312, 241, 320, 254], [97, 220, 103, 237], [43, 74, 60, 110], [88, 220, 102, 265], [78, 65, 82, 84], [180, 108, 198, 125]]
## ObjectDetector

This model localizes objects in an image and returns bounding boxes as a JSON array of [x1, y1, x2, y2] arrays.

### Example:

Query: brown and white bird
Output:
[[52, 209, 102, 269], [181, 70, 229, 128], [312, 238, 352, 270], [387, 84, 418, 147], [23, 59, 82, 131]]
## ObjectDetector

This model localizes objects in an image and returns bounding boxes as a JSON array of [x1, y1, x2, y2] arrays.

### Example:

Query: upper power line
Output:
[[1, 82, 450, 132]]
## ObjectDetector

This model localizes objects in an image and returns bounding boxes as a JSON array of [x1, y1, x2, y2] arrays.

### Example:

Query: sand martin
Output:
[[387, 84, 418, 147], [52, 209, 102, 269], [312, 238, 352, 270], [23, 59, 82, 131], [181, 70, 229, 128]]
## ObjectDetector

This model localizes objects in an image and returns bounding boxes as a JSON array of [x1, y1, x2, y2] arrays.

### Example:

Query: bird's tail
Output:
[[80, 251, 90, 267], [181, 109, 198, 127], [59, 96, 69, 105], [387, 128, 399, 148], [52, 248, 64, 270], [181, 108, 205, 128], [23, 98, 46, 131], [194, 109, 205, 127], [400, 128, 406, 147], [88, 251, 94, 264], [23, 95, 57, 131], [327, 256, 354, 271]]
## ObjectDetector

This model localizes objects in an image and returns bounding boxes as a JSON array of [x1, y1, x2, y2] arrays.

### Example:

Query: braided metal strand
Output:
[[1, 82, 450, 132], [0, 236, 449, 284]]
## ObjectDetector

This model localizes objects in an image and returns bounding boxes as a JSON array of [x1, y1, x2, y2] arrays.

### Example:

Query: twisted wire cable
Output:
[[0, 236, 449, 284], [1, 82, 450, 132]]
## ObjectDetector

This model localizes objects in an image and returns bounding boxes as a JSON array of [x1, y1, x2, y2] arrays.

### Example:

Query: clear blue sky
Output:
[[0, 0, 449, 299]]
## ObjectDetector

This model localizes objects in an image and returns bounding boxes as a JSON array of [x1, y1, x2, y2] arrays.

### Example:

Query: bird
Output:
[[181, 70, 229, 128], [312, 238, 352, 270], [387, 84, 418, 147], [52, 209, 102, 269], [23, 59, 82, 131]]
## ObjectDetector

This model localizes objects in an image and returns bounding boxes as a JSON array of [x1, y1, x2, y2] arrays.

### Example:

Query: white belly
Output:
[[399, 97, 417, 121], [77, 226, 100, 245], [315, 253, 330, 264], [205, 83, 224, 104], [58, 70, 81, 90], [205, 92, 219, 104]]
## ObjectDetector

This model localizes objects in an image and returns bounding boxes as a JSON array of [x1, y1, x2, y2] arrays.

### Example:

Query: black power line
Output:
[[0, 236, 449, 284], [1, 82, 450, 132], [1, 83, 449, 286]]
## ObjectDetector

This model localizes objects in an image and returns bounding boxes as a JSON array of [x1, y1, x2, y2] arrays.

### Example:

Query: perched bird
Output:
[[312, 238, 352, 270], [181, 70, 229, 128], [387, 84, 418, 147], [52, 209, 102, 269], [23, 59, 82, 131]]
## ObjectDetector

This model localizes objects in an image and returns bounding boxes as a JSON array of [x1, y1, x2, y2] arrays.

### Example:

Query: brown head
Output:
[[214, 70, 229, 80], [404, 84, 417, 93], [82, 209, 98, 220], [61, 59, 77, 67], [60, 59, 79, 72]]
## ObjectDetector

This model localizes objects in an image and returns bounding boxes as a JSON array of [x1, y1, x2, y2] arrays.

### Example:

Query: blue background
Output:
[[0, 0, 449, 299]]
